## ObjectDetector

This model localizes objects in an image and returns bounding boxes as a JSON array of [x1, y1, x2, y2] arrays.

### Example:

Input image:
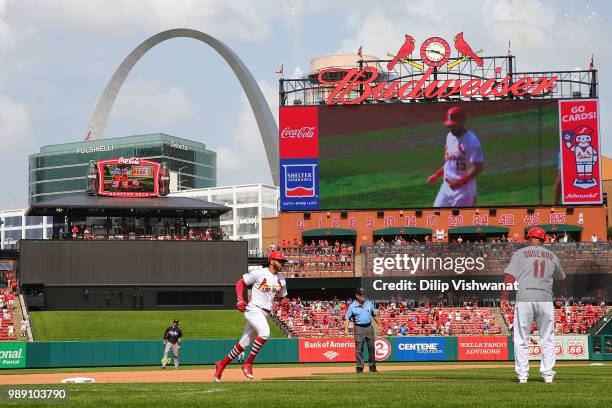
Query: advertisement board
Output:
[[527, 335, 589, 360], [97, 157, 161, 197], [458, 336, 509, 360], [559, 99, 602, 204], [395, 336, 446, 361], [0, 342, 26, 368], [281, 100, 561, 211], [298, 337, 391, 363]]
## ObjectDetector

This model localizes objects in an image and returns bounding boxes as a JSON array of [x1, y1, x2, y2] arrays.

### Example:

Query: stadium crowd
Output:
[[54, 225, 230, 241], [274, 298, 503, 337], [501, 299, 608, 335], [0, 282, 18, 341], [272, 239, 356, 278]]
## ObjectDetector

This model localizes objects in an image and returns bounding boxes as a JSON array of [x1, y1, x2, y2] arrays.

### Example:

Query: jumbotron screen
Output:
[[96, 158, 160, 197], [280, 100, 560, 210]]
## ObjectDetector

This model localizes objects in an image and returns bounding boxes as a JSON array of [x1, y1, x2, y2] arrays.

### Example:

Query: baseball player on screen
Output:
[[161, 319, 182, 369], [427, 106, 484, 207], [214, 251, 288, 382], [501, 227, 566, 383]]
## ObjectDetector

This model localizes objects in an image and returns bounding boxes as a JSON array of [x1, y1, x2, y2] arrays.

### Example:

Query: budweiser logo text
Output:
[[318, 67, 558, 105], [281, 126, 315, 139], [118, 157, 140, 165]]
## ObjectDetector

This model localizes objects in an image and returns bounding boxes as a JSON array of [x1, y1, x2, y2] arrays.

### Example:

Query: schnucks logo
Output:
[[0, 343, 26, 368], [283, 163, 317, 197]]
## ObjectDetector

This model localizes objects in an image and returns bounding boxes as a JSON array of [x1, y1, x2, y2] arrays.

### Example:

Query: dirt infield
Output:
[[0, 363, 559, 384]]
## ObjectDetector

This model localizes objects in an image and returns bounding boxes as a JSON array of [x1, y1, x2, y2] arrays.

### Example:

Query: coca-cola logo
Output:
[[281, 126, 315, 139], [117, 157, 140, 165]]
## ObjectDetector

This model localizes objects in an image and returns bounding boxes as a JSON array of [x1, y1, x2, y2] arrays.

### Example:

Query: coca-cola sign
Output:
[[117, 157, 141, 165], [318, 67, 558, 105], [281, 126, 316, 139], [279, 106, 318, 158]]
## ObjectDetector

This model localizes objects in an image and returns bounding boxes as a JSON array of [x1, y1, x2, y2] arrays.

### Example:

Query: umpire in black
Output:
[[344, 288, 381, 373]]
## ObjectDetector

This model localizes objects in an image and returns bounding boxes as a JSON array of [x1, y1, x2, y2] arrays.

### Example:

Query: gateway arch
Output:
[[86, 28, 279, 185]]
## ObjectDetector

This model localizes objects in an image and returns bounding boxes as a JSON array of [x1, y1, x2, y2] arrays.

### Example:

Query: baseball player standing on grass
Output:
[[501, 227, 566, 383], [427, 106, 484, 207], [214, 251, 288, 382], [161, 319, 182, 369]]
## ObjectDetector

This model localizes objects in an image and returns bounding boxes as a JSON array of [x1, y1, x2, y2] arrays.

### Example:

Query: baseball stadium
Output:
[[0, 28, 611, 408]]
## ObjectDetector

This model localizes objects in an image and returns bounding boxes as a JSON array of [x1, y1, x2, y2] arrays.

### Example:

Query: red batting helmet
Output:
[[268, 250, 288, 263], [526, 227, 546, 241], [444, 106, 466, 127]]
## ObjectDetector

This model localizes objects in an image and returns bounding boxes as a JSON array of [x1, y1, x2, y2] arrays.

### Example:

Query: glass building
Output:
[[171, 184, 279, 252], [0, 209, 52, 249], [29, 133, 216, 204]]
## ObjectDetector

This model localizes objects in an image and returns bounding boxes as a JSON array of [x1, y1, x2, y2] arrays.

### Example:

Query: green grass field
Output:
[[29, 311, 284, 341], [319, 104, 559, 209], [0, 364, 609, 407]]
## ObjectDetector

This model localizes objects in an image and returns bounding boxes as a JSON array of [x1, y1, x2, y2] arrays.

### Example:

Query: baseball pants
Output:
[[354, 325, 376, 369], [513, 302, 556, 380], [238, 304, 271, 349], [163, 342, 180, 366], [434, 182, 476, 207]]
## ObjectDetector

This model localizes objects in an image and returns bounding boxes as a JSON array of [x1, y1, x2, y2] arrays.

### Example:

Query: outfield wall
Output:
[[1, 334, 609, 369]]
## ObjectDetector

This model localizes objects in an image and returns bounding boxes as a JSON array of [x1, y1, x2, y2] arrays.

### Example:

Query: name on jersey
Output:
[[522, 250, 553, 260]]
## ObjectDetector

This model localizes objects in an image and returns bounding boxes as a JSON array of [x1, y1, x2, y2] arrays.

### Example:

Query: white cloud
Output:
[[0, 0, 14, 52], [0, 93, 33, 209], [215, 79, 277, 186], [110, 79, 197, 130], [0, 93, 33, 151], [9, 0, 279, 42]]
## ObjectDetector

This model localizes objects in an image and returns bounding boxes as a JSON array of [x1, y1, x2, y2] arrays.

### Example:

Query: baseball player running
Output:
[[161, 319, 183, 369], [214, 251, 288, 381], [427, 106, 484, 207], [501, 227, 566, 383]]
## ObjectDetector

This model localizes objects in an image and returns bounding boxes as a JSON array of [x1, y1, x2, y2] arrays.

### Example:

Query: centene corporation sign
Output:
[[318, 67, 558, 105]]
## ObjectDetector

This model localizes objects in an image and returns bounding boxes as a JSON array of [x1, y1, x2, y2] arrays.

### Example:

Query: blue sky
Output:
[[0, 0, 610, 209]]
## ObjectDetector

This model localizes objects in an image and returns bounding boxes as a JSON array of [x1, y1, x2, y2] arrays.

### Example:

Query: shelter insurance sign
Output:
[[0, 342, 26, 368], [559, 99, 602, 204], [279, 107, 320, 211]]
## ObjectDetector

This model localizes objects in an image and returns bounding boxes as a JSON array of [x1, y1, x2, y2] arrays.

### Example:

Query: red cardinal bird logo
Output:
[[387, 34, 416, 71], [453, 32, 483, 67]]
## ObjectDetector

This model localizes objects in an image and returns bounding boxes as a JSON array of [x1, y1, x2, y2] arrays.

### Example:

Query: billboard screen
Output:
[[318, 100, 558, 209], [280, 99, 578, 210], [97, 158, 160, 197]]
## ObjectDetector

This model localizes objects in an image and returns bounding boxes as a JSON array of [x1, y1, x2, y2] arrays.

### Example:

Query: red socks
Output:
[[245, 337, 266, 364], [221, 343, 244, 366]]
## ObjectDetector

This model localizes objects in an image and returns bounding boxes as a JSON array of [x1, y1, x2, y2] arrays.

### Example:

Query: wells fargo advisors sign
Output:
[[317, 33, 558, 105]]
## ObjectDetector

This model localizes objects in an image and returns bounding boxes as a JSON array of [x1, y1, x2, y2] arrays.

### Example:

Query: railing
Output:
[[280, 55, 597, 106]]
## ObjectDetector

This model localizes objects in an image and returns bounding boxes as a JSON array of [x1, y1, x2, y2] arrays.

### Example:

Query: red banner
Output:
[[457, 336, 509, 360], [279, 106, 318, 158], [299, 338, 355, 362], [559, 99, 602, 204]]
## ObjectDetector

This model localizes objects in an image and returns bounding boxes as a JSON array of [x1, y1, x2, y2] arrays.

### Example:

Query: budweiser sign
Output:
[[118, 157, 140, 165], [318, 67, 558, 105], [281, 126, 316, 139]]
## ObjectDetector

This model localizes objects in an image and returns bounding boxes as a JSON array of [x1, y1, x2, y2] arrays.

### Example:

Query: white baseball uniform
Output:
[[238, 267, 287, 348], [505, 246, 566, 380], [434, 129, 483, 207]]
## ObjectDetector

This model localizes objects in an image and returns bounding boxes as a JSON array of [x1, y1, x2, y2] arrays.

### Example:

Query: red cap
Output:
[[268, 250, 288, 262], [444, 106, 466, 127], [574, 124, 593, 136], [526, 227, 546, 241]]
